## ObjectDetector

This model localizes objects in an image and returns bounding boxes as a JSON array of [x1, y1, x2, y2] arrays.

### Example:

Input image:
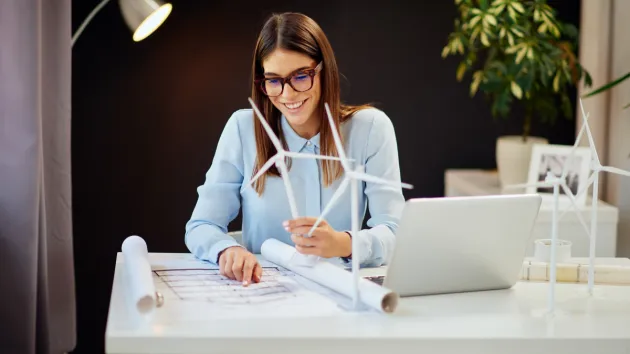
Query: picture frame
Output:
[[526, 144, 592, 207]]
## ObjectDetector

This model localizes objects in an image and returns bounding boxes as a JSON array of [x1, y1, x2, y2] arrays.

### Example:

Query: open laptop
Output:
[[365, 194, 541, 296]]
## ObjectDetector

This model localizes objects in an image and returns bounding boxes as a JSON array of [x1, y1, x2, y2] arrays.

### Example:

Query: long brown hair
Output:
[[250, 12, 370, 195]]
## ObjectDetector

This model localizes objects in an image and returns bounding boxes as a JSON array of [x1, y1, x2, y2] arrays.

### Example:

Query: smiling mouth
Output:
[[283, 99, 307, 110]]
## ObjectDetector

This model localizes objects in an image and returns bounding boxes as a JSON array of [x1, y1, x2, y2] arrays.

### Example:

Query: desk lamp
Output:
[[72, 0, 173, 46]]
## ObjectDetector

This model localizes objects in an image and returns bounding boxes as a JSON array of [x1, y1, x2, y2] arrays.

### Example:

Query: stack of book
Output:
[[520, 257, 630, 285]]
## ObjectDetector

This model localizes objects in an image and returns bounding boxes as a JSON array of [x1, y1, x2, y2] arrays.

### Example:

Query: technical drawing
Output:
[[154, 266, 298, 305]]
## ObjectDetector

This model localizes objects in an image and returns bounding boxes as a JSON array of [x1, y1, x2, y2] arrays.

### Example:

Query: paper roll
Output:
[[261, 239, 399, 313], [121, 235, 158, 313]]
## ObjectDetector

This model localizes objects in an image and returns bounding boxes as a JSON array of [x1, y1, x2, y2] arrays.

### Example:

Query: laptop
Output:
[[365, 194, 541, 296]]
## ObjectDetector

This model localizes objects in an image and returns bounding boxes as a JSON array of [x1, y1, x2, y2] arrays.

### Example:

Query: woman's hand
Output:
[[218, 246, 262, 286], [284, 217, 352, 258]]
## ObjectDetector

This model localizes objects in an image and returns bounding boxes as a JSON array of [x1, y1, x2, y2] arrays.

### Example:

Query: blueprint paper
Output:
[[261, 239, 399, 313], [121, 236, 157, 313], [148, 254, 355, 321]]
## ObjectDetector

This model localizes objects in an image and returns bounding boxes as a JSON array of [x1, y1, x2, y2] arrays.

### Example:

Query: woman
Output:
[[185, 12, 406, 286]]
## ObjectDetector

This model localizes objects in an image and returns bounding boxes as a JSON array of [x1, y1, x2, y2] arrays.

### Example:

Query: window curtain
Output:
[[0, 1, 76, 353]]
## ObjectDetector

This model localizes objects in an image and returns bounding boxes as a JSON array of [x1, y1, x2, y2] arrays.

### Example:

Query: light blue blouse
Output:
[[185, 107, 407, 267]]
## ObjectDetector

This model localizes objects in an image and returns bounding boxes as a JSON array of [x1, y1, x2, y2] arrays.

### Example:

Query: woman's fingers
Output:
[[242, 256, 258, 286], [296, 244, 319, 255], [219, 250, 228, 277], [291, 233, 322, 247], [284, 217, 326, 229], [222, 250, 235, 279], [231, 253, 245, 281], [288, 225, 325, 237], [253, 263, 263, 283]]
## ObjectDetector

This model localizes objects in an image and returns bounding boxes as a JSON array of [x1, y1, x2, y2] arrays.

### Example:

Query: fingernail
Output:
[[285, 226, 290, 231], [283, 221, 289, 227], [243, 280, 248, 286]]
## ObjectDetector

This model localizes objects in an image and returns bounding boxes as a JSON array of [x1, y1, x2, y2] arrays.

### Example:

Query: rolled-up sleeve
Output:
[[348, 111, 406, 267], [185, 112, 245, 264]]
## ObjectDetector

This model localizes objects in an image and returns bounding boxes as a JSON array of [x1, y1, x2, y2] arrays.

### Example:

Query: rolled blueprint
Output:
[[261, 239, 399, 313], [121, 235, 158, 313]]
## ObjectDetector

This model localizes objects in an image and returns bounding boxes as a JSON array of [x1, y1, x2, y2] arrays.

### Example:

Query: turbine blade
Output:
[[284, 151, 352, 162], [559, 183, 591, 239], [307, 177, 350, 237], [579, 99, 600, 165], [276, 161, 299, 219], [504, 181, 553, 190], [558, 172, 595, 222], [248, 156, 277, 185], [324, 103, 350, 169], [248, 97, 284, 152], [574, 171, 597, 201], [601, 165, 630, 177], [562, 112, 589, 180], [351, 171, 414, 189]]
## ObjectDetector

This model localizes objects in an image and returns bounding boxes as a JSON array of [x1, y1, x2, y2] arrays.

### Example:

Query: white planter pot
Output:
[[496, 135, 548, 188]]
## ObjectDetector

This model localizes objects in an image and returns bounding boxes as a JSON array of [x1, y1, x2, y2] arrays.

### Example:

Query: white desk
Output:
[[106, 252, 630, 354], [445, 169, 619, 257]]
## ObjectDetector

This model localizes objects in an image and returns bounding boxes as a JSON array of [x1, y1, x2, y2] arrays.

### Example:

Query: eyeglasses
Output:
[[256, 62, 323, 97]]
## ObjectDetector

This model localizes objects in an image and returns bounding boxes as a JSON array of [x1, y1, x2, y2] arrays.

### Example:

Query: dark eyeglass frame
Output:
[[255, 62, 323, 97]]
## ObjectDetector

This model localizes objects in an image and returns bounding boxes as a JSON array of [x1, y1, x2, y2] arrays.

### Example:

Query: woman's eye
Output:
[[293, 74, 308, 81], [267, 79, 281, 85]]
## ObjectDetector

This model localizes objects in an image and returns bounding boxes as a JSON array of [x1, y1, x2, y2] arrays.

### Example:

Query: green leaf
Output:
[[511, 81, 523, 99], [508, 6, 517, 21], [553, 70, 561, 92], [470, 71, 484, 96], [623, 102, 630, 109], [507, 33, 514, 46], [511, 2, 525, 13], [487, 61, 507, 75], [481, 32, 490, 46], [563, 23, 578, 39], [441, 45, 450, 58], [470, 15, 482, 27], [485, 14, 497, 26], [505, 43, 523, 54], [582, 71, 630, 97], [584, 71, 593, 87], [491, 4, 506, 15], [516, 69, 535, 92], [456, 62, 467, 81], [515, 46, 528, 64], [511, 27, 524, 37]]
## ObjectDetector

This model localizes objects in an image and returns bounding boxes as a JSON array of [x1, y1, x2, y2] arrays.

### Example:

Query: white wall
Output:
[[606, 0, 630, 256], [579, 0, 630, 257]]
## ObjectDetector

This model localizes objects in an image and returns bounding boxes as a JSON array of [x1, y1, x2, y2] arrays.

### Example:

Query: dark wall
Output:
[[71, 1, 580, 352]]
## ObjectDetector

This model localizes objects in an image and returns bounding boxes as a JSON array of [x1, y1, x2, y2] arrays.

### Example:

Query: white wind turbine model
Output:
[[307, 102, 414, 309], [504, 134, 591, 314], [247, 98, 349, 266], [558, 98, 630, 295]]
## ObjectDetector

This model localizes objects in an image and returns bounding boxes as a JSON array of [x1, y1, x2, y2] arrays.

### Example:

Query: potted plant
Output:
[[442, 0, 592, 187], [583, 71, 630, 109]]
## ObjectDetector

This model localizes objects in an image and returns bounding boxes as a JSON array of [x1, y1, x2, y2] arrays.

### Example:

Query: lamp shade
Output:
[[119, 0, 172, 42]]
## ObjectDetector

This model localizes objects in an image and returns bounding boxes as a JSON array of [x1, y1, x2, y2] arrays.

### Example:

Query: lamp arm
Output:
[[72, 0, 113, 47]]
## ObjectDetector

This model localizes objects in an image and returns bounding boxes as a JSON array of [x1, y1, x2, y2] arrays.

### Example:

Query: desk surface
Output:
[[106, 253, 630, 354]]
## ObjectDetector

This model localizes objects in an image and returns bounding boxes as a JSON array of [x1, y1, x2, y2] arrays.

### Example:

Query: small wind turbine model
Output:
[[504, 129, 591, 314], [247, 98, 349, 266], [306, 103, 414, 309], [558, 98, 630, 294]]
